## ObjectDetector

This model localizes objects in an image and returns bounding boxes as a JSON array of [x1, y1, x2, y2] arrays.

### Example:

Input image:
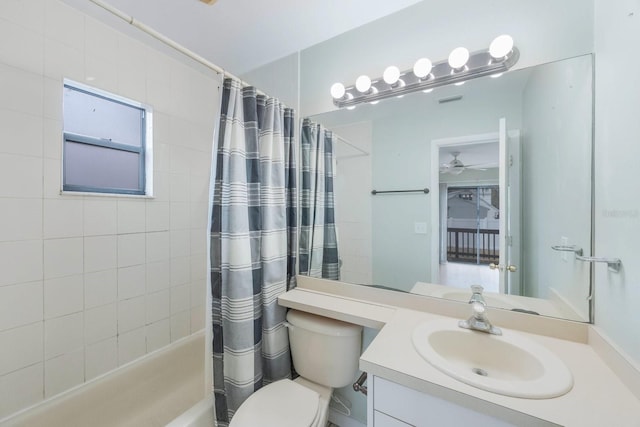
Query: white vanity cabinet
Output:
[[367, 375, 516, 427]]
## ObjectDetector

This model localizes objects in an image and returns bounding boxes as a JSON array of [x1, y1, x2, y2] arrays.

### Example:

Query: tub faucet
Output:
[[459, 286, 502, 335]]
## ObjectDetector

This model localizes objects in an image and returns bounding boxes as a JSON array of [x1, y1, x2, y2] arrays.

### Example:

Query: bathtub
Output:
[[0, 332, 206, 427], [166, 395, 214, 427]]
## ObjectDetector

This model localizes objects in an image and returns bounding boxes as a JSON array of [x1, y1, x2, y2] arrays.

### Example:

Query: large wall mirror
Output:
[[305, 54, 593, 322]]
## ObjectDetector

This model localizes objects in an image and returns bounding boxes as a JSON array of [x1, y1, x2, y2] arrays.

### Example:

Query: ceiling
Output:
[[62, 0, 422, 75]]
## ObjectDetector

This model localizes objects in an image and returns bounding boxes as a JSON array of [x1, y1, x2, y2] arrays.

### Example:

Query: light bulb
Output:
[[355, 75, 371, 93], [383, 66, 401, 85], [423, 88, 434, 93], [369, 87, 380, 104], [448, 47, 470, 69], [413, 58, 433, 78], [489, 34, 514, 59], [347, 105, 356, 110], [490, 73, 503, 78], [330, 82, 345, 99], [454, 81, 465, 86]]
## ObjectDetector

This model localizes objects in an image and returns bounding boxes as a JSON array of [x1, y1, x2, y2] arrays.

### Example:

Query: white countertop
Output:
[[279, 279, 640, 427], [360, 308, 640, 426]]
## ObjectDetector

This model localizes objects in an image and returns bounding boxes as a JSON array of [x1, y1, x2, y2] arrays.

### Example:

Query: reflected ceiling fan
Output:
[[440, 152, 495, 175]]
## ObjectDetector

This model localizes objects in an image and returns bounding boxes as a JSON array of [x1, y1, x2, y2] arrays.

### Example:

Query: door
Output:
[[497, 118, 521, 294]]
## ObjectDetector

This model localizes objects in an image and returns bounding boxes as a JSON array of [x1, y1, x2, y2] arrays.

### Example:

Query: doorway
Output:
[[429, 134, 501, 292], [446, 186, 500, 265], [440, 185, 500, 292]]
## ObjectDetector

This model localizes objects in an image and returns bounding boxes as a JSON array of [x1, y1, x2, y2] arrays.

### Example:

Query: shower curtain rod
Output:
[[88, 0, 266, 96]]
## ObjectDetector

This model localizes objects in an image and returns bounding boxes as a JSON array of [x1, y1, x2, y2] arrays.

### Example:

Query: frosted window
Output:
[[62, 82, 149, 195], [63, 87, 143, 147], [64, 142, 141, 191]]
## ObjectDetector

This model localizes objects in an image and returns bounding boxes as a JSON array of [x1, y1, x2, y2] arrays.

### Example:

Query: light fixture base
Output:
[[333, 47, 519, 108]]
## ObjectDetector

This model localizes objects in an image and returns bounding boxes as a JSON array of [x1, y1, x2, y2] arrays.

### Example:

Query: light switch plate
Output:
[[414, 222, 428, 234]]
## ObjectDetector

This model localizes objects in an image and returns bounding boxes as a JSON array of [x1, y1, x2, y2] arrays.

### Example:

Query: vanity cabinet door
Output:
[[370, 376, 516, 427]]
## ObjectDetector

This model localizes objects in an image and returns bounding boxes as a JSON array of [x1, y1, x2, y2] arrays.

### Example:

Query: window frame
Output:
[[62, 79, 153, 196]]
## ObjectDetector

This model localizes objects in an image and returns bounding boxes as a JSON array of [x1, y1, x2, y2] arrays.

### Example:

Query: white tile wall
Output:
[[117, 200, 146, 234], [44, 349, 84, 398], [0, 282, 43, 330], [117, 296, 146, 333], [0, 199, 42, 242], [85, 337, 117, 380], [0, 363, 43, 418], [146, 201, 170, 232], [146, 318, 171, 353], [44, 274, 83, 319], [146, 290, 171, 324], [0, 240, 43, 287], [117, 327, 146, 366], [0, 0, 215, 418], [171, 256, 191, 287], [83, 200, 117, 236], [84, 269, 117, 309], [117, 265, 146, 301], [84, 303, 117, 345], [117, 233, 146, 268], [43, 237, 84, 279], [0, 323, 43, 376], [0, 153, 43, 198], [170, 311, 191, 342], [146, 231, 170, 263], [0, 109, 43, 157], [146, 261, 171, 293], [0, 20, 44, 75], [43, 199, 83, 239], [171, 285, 191, 315], [84, 235, 117, 273], [44, 312, 83, 359]]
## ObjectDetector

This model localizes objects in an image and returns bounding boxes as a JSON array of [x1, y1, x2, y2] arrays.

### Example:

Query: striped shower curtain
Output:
[[210, 79, 297, 425], [299, 118, 340, 280]]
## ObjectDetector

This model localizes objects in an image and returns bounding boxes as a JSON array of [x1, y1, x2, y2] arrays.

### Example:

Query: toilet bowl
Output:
[[230, 377, 332, 427], [229, 310, 362, 427]]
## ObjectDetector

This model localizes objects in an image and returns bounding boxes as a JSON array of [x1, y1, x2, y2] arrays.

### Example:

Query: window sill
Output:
[[59, 190, 155, 199]]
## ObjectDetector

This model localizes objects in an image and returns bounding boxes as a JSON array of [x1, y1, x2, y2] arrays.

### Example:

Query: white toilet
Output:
[[229, 310, 363, 427]]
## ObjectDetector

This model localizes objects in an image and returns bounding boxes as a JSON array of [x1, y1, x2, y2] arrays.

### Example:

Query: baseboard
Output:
[[328, 409, 366, 427]]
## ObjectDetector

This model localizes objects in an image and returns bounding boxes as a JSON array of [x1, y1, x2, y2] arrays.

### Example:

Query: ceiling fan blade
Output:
[[465, 163, 499, 169]]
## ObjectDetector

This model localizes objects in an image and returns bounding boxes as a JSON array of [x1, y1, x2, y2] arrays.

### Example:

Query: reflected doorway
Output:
[[441, 186, 500, 292]]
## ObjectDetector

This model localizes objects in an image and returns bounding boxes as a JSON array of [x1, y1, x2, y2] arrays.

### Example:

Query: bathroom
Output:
[[0, 0, 639, 426]]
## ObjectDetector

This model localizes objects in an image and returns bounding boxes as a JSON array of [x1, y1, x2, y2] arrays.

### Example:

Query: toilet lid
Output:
[[230, 379, 320, 427]]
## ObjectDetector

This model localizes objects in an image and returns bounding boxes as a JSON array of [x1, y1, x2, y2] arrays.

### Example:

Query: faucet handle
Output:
[[470, 285, 484, 294]]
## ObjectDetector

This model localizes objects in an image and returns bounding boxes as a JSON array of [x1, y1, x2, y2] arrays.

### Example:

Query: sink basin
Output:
[[412, 319, 573, 398]]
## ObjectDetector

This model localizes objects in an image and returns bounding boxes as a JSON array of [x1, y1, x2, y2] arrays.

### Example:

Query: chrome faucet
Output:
[[468, 285, 486, 305], [459, 286, 502, 335]]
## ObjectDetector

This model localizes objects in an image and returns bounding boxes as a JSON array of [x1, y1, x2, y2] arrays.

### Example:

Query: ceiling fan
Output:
[[440, 152, 495, 175]]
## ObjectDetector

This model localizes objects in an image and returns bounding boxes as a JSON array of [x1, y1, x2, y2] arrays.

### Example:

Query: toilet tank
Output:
[[286, 310, 362, 388]]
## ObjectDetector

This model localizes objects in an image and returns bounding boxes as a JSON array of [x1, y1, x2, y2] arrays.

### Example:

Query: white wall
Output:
[[332, 122, 373, 286], [299, 0, 593, 117], [594, 0, 640, 363], [520, 56, 592, 316], [0, 0, 218, 419], [240, 52, 300, 111]]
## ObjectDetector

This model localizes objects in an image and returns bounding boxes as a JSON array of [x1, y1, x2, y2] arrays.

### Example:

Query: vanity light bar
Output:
[[331, 38, 520, 109]]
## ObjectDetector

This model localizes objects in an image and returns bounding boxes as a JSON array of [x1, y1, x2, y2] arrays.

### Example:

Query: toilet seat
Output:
[[229, 379, 321, 427]]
